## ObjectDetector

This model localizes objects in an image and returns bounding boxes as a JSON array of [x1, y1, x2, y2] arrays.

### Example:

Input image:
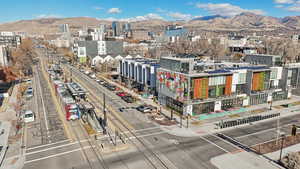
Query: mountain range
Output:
[[1, 12, 300, 34]]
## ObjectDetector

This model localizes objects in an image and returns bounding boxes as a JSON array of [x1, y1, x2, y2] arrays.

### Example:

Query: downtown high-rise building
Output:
[[112, 21, 122, 37], [60, 24, 70, 33]]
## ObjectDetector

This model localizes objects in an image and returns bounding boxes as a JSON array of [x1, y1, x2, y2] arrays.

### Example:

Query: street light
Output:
[[278, 132, 286, 163]]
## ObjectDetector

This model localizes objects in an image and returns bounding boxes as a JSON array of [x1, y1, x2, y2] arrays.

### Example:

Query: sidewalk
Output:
[[0, 84, 25, 169], [266, 142, 300, 161], [0, 121, 10, 168], [211, 150, 283, 169]]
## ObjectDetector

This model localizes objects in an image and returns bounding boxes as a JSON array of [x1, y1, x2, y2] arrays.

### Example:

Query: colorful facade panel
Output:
[[157, 70, 188, 102], [252, 72, 266, 91], [192, 78, 208, 99]]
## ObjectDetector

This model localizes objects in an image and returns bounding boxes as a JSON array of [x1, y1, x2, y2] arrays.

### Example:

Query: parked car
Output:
[[90, 74, 96, 79], [136, 105, 153, 113], [121, 95, 134, 103], [25, 87, 34, 99], [107, 85, 116, 91], [103, 82, 109, 87], [84, 71, 90, 75], [25, 79, 32, 84], [24, 110, 35, 123], [116, 92, 127, 97]]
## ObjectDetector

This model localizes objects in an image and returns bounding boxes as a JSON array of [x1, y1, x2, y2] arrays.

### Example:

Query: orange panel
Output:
[[252, 73, 260, 91], [193, 79, 201, 99], [225, 75, 232, 95]]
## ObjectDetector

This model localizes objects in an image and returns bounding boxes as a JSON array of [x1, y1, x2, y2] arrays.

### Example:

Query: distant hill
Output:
[[1, 13, 300, 34], [0, 17, 169, 35]]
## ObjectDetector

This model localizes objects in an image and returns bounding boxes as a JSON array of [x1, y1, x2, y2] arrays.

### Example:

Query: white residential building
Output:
[[0, 45, 9, 66]]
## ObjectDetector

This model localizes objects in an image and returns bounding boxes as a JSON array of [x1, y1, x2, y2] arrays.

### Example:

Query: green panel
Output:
[[216, 86, 220, 97], [79, 57, 87, 63]]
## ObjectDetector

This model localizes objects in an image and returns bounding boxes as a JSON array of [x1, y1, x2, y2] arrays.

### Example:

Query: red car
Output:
[[117, 92, 127, 97]]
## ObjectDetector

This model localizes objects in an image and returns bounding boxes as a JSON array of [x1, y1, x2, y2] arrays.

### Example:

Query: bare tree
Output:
[[264, 37, 300, 63], [162, 38, 228, 59], [10, 38, 36, 77]]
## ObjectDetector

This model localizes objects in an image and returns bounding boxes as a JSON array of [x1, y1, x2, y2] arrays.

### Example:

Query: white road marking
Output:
[[25, 130, 167, 162], [26, 139, 71, 151], [26, 140, 87, 155], [207, 132, 241, 151], [200, 136, 230, 153], [25, 146, 91, 164]]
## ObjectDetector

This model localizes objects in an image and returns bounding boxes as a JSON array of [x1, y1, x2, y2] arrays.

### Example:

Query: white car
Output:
[[90, 74, 96, 79], [24, 110, 35, 123], [25, 79, 32, 84], [84, 71, 90, 75]]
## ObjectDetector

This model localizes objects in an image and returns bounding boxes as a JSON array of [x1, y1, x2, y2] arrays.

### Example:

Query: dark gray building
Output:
[[77, 40, 123, 60], [244, 54, 282, 66], [78, 41, 98, 59]]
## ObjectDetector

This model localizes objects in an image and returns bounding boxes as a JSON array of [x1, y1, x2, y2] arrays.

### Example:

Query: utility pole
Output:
[[180, 114, 183, 128], [186, 115, 189, 128], [103, 93, 107, 127], [276, 113, 281, 145], [278, 133, 285, 163]]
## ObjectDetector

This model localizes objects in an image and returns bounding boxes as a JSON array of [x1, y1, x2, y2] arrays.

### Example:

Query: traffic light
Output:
[[292, 125, 297, 136]]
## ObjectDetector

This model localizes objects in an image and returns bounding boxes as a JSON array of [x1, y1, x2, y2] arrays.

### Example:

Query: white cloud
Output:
[[196, 3, 265, 17], [168, 12, 192, 20], [274, 0, 294, 4], [286, 5, 300, 11], [107, 8, 122, 14], [274, 0, 300, 11], [36, 14, 62, 18], [100, 13, 164, 22]]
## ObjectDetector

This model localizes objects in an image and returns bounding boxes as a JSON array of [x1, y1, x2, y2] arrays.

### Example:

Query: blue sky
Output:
[[1, 0, 300, 23]]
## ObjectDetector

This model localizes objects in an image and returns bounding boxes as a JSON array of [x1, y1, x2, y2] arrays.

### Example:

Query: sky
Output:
[[2, 0, 300, 23]]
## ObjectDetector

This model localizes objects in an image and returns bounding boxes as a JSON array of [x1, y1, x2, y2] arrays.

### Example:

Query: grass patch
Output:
[[82, 123, 96, 135]]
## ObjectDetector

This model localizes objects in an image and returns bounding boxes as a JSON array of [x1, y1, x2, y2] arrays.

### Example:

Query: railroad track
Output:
[[68, 66, 171, 169], [69, 120, 108, 169], [35, 64, 48, 144], [35, 61, 67, 144]]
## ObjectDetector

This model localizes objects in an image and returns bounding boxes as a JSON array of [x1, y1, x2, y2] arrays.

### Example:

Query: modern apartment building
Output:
[[119, 58, 160, 94], [156, 55, 289, 116], [0, 32, 21, 48]]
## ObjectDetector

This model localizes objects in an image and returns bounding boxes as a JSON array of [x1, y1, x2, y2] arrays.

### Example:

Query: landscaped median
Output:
[[252, 133, 300, 154]]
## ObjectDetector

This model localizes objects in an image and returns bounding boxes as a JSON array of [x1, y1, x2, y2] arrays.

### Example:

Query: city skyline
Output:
[[2, 0, 300, 23]]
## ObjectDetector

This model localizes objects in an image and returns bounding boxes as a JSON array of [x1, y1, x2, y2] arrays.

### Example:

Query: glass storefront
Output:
[[221, 98, 243, 110], [272, 92, 287, 101], [250, 93, 268, 105], [166, 96, 184, 114], [193, 102, 215, 115]]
